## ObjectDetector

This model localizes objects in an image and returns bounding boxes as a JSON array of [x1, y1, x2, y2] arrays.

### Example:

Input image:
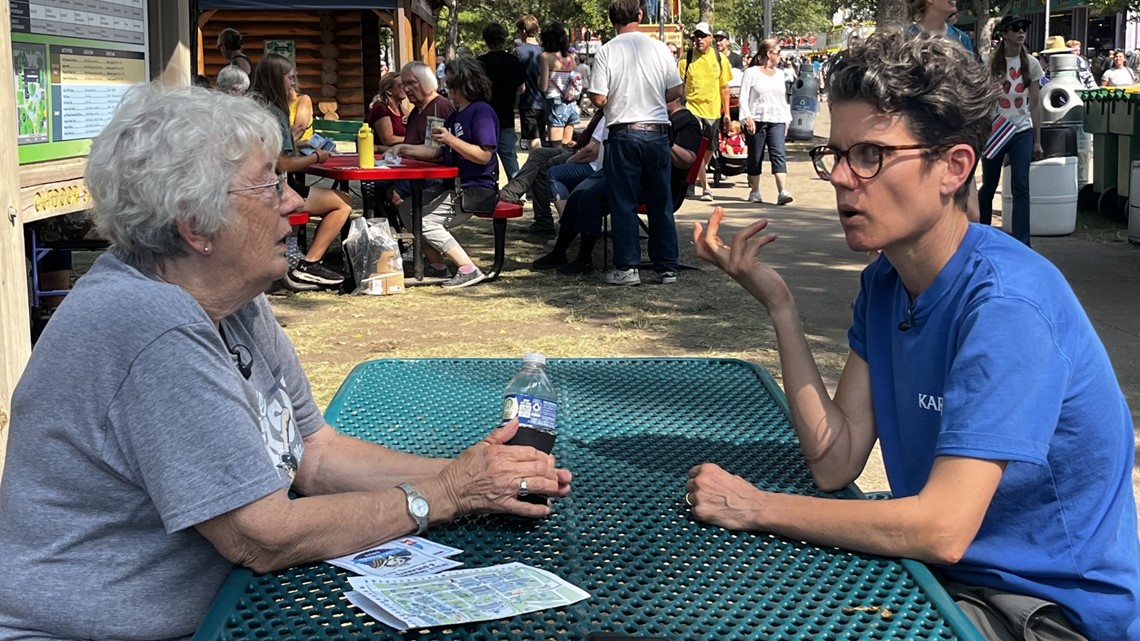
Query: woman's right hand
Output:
[[429, 420, 572, 519], [313, 149, 331, 164], [745, 118, 756, 135]]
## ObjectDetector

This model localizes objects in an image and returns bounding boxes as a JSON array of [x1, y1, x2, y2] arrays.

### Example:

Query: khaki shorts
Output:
[[944, 582, 1089, 641]]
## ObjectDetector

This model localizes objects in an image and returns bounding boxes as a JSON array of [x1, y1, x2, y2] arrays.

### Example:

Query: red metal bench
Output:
[[471, 201, 523, 282]]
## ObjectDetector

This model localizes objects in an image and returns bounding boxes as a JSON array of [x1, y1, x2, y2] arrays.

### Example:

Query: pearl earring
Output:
[[204, 246, 212, 254]]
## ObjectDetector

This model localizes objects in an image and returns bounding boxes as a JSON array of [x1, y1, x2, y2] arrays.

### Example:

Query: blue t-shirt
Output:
[[848, 224, 1140, 640], [442, 100, 499, 190]]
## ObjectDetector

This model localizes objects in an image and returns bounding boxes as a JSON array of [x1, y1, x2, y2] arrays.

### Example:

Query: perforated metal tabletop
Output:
[[193, 358, 983, 641]]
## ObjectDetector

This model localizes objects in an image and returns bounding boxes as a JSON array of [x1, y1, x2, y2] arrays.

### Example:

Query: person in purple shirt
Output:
[[389, 56, 499, 289]]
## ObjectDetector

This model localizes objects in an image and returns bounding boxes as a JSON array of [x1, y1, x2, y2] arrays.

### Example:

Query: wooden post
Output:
[[0, 0, 30, 477], [395, 2, 414, 69]]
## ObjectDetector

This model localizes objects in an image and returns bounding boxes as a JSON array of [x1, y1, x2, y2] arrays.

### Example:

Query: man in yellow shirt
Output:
[[679, 21, 732, 201]]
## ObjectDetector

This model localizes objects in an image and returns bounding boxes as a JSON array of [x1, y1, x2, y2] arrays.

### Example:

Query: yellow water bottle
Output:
[[357, 123, 374, 168]]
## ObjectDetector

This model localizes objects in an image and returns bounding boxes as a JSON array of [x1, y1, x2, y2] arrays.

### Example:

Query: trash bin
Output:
[[788, 63, 819, 141], [1129, 161, 1140, 244], [1082, 89, 1118, 194], [1040, 55, 1088, 186], [1001, 156, 1078, 236]]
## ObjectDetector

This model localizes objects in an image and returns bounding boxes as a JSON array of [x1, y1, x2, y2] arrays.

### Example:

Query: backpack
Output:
[[562, 68, 584, 103], [682, 46, 723, 87]]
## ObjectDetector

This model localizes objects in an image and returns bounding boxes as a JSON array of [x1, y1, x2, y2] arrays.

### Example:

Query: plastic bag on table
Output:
[[343, 217, 404, 295]]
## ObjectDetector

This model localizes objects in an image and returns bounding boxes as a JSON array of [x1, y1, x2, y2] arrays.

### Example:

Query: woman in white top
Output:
[[738, 39, 793, 205], [978, 15, 1043, 246]]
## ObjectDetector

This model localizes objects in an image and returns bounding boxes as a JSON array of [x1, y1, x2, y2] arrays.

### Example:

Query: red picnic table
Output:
[[304, 155, 458, 283]]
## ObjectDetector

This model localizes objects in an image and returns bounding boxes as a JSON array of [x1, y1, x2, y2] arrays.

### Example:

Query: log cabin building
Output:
[[197, 0, 443, 121]]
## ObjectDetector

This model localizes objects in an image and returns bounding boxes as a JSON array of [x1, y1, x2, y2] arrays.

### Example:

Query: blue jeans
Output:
[[745, 122, 788, 175], [548, 162, 596, 201], [979, 128, 1032, 246], [497, 127, 520, 180], [603, 129, 676, 271], [567, 170, 608, 236]]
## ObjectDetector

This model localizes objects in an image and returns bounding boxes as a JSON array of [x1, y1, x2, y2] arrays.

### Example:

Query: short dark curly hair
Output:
[[445, 56, 492, 103], [825, 28, 996, 207]]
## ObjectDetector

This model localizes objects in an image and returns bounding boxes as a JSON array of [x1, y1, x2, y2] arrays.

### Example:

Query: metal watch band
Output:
[[397, 482, 429, 535]]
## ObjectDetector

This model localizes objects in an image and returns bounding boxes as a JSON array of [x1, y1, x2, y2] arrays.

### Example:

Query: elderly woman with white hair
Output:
[[0, 83, 571, 641], [216, 64, 250, 96]]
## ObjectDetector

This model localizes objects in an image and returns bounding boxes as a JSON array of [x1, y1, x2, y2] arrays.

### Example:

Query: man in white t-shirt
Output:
[[589, 0, 684, 286], [1101, 50, 1137, 86]]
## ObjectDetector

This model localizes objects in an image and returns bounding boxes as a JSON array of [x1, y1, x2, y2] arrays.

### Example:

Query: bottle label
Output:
[[502, 394, 558, 434]]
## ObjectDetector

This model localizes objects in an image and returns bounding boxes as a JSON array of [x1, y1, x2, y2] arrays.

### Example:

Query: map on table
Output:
[[346, 562, 589, 630]]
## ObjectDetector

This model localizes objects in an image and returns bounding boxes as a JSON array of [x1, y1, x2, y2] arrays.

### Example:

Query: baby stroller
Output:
[[712, 79, 746, 187]]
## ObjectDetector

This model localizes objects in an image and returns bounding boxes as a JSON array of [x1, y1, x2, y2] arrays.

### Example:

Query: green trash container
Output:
[[1109, 93, 1140, 200], [1082, 90, 1119, 194]]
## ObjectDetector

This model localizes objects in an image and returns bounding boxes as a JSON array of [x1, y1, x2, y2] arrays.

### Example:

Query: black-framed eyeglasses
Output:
[[809, 143, 945, 181], [227, 173, 287, 199]]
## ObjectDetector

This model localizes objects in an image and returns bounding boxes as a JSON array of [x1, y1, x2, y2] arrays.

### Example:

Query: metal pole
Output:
[[1044, 0, 1051, 49], [764, 0, 772, 39], [658, 0, 665, 41]]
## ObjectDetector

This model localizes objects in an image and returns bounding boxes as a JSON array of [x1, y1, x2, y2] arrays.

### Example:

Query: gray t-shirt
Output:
[[0, 254, 324, 641]]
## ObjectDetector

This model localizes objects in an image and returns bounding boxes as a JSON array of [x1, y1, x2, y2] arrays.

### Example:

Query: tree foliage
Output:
[[717, 0, 830, 44]]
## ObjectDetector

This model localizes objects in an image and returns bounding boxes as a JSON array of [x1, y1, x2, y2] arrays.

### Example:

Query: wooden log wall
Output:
[[200, 10, 381, 121]]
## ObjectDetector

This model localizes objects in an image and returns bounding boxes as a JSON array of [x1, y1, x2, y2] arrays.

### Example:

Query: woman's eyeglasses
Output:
[[808, 143, 945, 181], [228, 173, 287, 199]]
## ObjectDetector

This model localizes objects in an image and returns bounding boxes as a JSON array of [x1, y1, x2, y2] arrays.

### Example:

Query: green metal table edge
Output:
[[196, 357, 986, 641]]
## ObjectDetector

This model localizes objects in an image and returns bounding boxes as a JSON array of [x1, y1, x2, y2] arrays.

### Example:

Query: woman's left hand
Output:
[[685, 462, 763, 531], [1032, 142, 1044, 161], [745, 118, 756, 135]]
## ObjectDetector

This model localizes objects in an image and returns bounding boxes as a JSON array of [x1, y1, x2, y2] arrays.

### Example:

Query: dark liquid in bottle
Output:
[[506, 426, 556, 504]]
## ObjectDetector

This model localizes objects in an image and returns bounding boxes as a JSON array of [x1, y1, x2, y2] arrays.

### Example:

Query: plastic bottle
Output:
[[502, 353, 558, 455], [357, 123, 374, 168]]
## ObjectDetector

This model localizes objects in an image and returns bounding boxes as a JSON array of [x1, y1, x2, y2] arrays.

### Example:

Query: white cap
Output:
[[522, 353, 546, 365], [693, 22, 712, 37]]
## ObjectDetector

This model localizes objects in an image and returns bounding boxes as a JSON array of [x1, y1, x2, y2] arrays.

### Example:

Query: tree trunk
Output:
[[444, 0, 459, 60], [700, 0, 714, 24], [973, 0, 995, 59], [875, 0, 906, 28]]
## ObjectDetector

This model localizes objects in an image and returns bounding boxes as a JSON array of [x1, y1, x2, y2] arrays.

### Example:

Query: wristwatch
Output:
[[397, 482, 430, 535]]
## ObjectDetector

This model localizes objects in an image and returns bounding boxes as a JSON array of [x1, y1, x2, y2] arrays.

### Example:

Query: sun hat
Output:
[[1040, 35, 1069, 54]]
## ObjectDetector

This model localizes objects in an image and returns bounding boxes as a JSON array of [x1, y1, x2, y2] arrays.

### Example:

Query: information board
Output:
[[10, 0, 148, 164]]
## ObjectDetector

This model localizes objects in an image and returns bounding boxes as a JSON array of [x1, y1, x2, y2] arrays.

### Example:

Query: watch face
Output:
[[410, 496, 430, 518]]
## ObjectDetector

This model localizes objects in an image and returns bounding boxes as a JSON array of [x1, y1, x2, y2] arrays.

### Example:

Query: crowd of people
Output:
[[5, 4, 1139, 641]]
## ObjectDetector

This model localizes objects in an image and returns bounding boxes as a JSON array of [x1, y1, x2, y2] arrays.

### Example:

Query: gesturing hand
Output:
[[438, 420, 572, 519], [685, 462, 764, 531], [692, 207, 792, 311]]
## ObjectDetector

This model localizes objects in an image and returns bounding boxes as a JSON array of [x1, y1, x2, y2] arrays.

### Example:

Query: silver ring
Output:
[[684, 492, 693, 507], [518, 478, 529, 497]]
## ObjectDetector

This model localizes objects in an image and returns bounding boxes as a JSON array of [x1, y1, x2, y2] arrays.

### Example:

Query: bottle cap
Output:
[[522, 352, 546, 365]]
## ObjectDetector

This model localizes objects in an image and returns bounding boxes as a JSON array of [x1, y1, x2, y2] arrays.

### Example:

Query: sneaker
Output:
[[280, 271, 321, 292], [291, 260, 344, 286], [605, 267, 641, 286], [525, 222, 557, 236], [441, 267, 486, 289], [777, 191, 794, 205], [700, 189, 714, 202], [532, 252, 569, 270], [556, 260, 594, 275], [405, 263, 450, 278], [658, 270, 678, 284], [747, 190, 763, 203]]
